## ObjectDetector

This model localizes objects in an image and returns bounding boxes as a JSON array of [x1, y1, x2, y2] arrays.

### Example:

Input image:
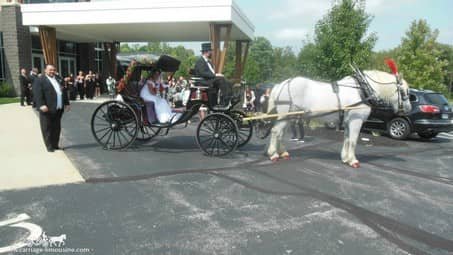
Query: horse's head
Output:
[[364, 71, 411, 114]]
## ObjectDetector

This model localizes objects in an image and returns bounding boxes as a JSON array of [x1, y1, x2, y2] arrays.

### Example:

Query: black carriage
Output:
[[90, 54, 253, 156]]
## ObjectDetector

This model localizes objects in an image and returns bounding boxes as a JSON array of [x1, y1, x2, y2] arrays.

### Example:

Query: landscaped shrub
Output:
[[0, 82, 14, 97]]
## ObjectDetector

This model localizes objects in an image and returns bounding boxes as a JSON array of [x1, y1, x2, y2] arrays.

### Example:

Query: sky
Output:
[[232, 0, 452, 52]]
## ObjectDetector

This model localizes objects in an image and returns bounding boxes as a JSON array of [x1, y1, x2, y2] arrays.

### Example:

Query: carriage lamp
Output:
[[195, 88, 202, 100]]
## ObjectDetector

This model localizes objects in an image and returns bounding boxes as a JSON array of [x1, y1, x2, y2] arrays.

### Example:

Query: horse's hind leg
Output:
[[342, 112, 366, 168], [267, 120, 289, 161]]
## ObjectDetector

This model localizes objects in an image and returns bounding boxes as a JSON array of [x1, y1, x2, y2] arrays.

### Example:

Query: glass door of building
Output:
[[32, 54, 45, 74], [59, 57, 76, 78]]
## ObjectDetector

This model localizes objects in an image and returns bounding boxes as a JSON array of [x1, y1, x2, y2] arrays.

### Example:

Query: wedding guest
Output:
[[19, 68, 32, 106], [85, 70, 95, 99], [75, 71, 85, 100]]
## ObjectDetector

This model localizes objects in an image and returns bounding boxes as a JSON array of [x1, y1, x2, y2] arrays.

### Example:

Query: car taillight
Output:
[[419, 105, 440, 113]]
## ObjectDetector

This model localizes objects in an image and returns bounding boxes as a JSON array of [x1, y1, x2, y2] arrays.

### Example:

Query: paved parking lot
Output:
[[1, 101, 452, 255]]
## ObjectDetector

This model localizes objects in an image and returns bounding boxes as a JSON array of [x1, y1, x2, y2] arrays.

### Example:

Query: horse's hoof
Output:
[[280, 152, 290, 160], [351, 161, 360, 168], [270, 155, 279, 162]]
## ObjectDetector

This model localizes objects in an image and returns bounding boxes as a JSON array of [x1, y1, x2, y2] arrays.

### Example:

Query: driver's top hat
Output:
[[201, 43, 212, 52]]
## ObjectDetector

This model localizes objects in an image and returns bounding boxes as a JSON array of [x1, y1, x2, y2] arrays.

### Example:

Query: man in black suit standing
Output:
[[193, 43, 232, 107], [33, 64, 70, 152], [19, 68, 32, 106]]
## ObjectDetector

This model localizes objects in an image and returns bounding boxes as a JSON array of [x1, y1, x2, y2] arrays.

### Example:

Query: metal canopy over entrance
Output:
[[21, 0, 254, 79]]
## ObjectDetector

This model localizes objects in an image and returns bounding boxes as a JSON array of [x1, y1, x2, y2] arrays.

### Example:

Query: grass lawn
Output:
[[0, 97, 20, 105]]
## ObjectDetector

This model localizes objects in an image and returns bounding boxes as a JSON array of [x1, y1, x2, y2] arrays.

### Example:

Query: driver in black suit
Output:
[[193, 43, 232, 107], [33, 64, 70, 152]]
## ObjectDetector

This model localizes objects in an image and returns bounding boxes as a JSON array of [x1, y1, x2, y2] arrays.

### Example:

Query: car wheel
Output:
[[418, 131, 438, 139], [388, 117, 411, 140]]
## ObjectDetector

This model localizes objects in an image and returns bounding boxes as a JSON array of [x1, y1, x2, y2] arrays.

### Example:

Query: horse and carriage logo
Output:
[[0, 213, 70, 254], [26, 232, 67, 248]]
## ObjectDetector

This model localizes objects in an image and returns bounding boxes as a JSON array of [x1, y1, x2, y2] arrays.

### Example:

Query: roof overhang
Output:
[[20, 0, 254, 43]]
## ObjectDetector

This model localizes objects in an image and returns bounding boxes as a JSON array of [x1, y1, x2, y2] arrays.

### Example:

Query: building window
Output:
[[0, 32, 6, 82], [59, 40, 77, 55], [95, 42, 104, 74]]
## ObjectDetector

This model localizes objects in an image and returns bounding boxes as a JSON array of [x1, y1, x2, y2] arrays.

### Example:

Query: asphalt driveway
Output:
[[1, 100, 452, 255]]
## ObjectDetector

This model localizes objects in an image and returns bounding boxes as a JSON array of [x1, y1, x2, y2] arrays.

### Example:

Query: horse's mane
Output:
[[363, 70, 409, 102]]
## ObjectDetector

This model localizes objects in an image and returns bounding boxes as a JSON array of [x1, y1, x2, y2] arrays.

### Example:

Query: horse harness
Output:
[[271, 68, 407, 123], [351, 66, 409, 114]]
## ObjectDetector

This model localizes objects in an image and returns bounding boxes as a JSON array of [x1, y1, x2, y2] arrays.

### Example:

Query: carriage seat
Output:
[[121, 94, 143, 105], [189, 68, 212, 87]]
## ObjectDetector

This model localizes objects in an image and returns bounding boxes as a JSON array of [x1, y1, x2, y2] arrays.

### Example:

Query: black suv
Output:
[[363, 89, 453, 139]]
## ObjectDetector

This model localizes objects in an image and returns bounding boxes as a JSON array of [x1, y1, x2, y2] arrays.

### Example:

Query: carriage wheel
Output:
[[91, 100, 139, 150], [136, 125, 161, 142], [196, 113, 238, 156], [254, 119, 273, 139], [228, 110, 253, 147]]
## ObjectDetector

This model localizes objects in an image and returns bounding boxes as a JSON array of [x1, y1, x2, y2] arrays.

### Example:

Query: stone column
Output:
[[0, 3, 32, 96]]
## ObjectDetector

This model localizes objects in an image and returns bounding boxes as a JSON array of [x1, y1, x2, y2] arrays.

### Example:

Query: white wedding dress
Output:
[[140, 83, 181, 123]]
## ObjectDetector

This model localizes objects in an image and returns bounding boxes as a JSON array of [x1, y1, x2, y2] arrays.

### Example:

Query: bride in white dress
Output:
[[140, 70, 180, 123]]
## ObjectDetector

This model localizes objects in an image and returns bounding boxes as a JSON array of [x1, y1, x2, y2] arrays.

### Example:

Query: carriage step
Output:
[[150, 123, 172, 128]]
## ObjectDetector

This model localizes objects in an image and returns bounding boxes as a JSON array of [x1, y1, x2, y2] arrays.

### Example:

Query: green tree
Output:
[[170, 45, 196, 78], [397, 19, 448, 93], [313, 0, 377, 80], [244, 37, 274, 86], [436, 43, 453, 95], [118, 42, 196, 78], [223, 43, 237, 80], [272, 47, 298, 82], [297, 42, 321, 79], [368, 48, 400, 72], [119, 43, 132, 53]]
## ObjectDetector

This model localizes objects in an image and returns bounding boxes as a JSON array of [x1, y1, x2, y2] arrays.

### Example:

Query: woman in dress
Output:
[[243, 87, 256, 112], [140, 70, 181, 123], [75, 71, 85, 100], [85, 70, 95, 99]]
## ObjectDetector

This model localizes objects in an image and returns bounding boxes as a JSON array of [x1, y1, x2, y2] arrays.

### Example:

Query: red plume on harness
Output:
[[385, 58, 398, 75]]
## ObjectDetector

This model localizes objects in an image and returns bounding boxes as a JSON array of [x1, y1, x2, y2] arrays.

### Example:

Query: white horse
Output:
[[49, 234, 66, 247], [266, 70, 411, 168]]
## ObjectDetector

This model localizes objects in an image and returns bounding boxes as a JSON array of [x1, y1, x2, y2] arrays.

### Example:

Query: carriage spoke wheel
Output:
[[136, 125, 161, 142], [228, 110, 253, 147], [196, 113, 238, 156], [91, 100, 139, 150]]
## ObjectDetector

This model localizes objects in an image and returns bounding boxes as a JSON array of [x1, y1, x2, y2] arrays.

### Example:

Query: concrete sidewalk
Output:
[[0, 103, 84, 191]]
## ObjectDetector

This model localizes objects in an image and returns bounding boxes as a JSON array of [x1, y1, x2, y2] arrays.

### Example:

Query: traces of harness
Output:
[[274, 78, 295, 106]]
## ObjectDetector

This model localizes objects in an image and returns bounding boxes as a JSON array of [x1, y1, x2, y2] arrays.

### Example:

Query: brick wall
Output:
[[0, 4, 32, 96]]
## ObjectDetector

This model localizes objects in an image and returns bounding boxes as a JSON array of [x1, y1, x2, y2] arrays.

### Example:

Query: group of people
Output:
[[69, 71, 107, 100], [19, 65, 115, 153], [19, 67, 115, 106], [19, 68, 40, 106]]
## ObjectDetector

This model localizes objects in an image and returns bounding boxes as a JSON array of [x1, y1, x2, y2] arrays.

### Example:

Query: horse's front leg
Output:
[[267, 120, 289, 161], [341, 124, 350, 163]]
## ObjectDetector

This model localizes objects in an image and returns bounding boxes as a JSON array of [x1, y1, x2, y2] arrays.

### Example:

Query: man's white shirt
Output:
[[203, 56, 216, 75], [46, 75, 63, 109]]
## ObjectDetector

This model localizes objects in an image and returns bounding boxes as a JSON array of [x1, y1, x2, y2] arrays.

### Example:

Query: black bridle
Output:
[[363, 72, 409, 114], [350, 65, 409, 113]]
